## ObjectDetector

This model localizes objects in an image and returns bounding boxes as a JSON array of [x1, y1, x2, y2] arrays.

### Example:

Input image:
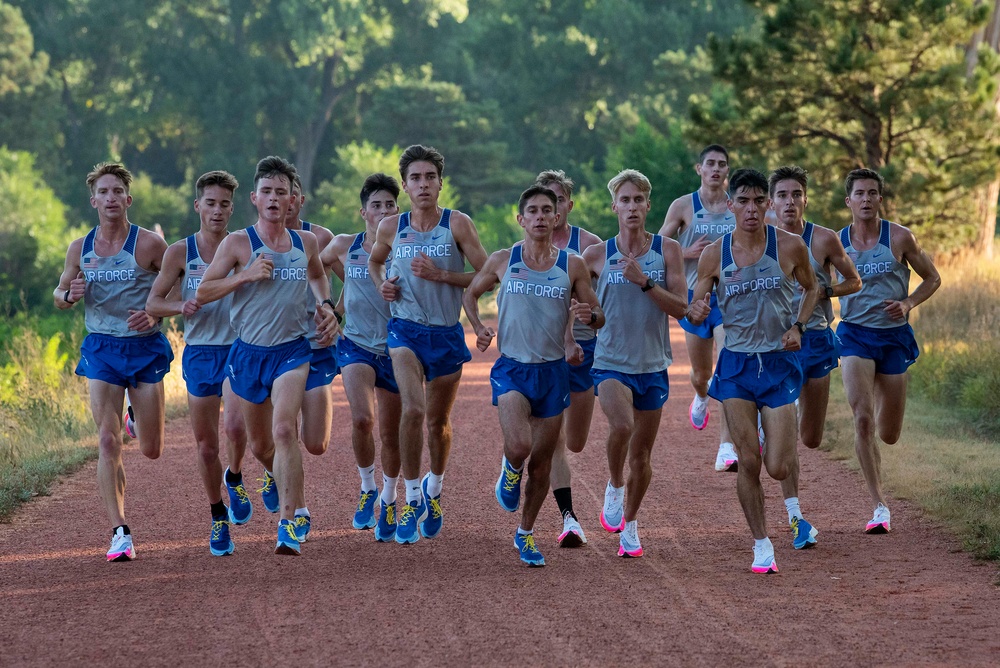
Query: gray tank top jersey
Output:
[[387, 209, 465, 326], [343, 233, 392, 355], [230, 226, 309, 347], [297, 221, 337, 349], [80, 224, 160, 338], [678, 190, 735, 291], [561, 226, 596, 343], [593, 236, 672, 374], [717, 225, 797, 353], [496, 246, 572, 364], [794, 222, 834, 331], [838, 220, 911, 329], [181, 235, 236, 347]]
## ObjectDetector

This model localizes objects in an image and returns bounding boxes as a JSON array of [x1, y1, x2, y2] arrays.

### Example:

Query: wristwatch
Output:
[[641, 278, 655, 292], [589, 309, 598, 325], [824, 286, 834, 299], [793, 321, 806, 335]]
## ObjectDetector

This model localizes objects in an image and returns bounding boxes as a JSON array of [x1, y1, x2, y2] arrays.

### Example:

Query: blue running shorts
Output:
[[76, 332, 173, 388], [836, 320, 919, 375], [568, 337, 597, 393], [305, 345, 339, 391], [679, 289, 723, 339], [491, 356, 570, 419], [387, 318, 472, 382], [337, 335, 399, 394], [797, 327, 840, 380], [226, 337, 311, 404], [182, 343, 232, 398], [709, 348, 803, 409], [591, 368, 670, 411]]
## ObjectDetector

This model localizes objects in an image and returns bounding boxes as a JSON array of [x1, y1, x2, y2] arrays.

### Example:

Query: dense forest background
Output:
[[2, 0, 999, 315]]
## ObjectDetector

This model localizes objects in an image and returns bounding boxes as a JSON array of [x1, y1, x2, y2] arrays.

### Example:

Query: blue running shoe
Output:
[[210, 517, 235, 557], [374, 498, 396, 542], [395, 500, 428, 545], [293, 514, 311, 543], [275, 518, 301, 555], [514, 531, 545, 567], [420, 473, 443, 539], [495, 457, 522, 513], [225, 471, 253, 525], [352, 489, 378, 530], [791, 516, 818, 550], [257, 471, 279, 513]]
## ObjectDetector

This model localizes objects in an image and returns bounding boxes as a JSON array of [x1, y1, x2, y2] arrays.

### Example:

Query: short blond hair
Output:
[[86, 162, 133, 194], [535, 169, 575, 198], [607, 169, 651, 198]]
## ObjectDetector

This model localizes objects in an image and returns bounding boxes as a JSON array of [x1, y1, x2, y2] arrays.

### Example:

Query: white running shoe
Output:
[[689, 394, 710, 430], [558, 513, 587, 547], [751, 538, 778, 574], [618, 521, 642, 558], [107, 527, 135, 562], [715, 442, 738, 472], [865, 503, 891, 534], [600, 481, 625, 533]]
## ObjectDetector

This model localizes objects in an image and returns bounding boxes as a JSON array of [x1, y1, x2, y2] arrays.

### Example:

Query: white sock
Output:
[[404, 478, 421, 505], [606, 480, 624, 498], [381, 475, 397, 504], [516, 526, 532, 536], [504, 455, 523, 472], [754, 537, 771, 551], [294, 506, 310, 518], [426, 472, 444, 498], [694, 393, 709, 407], [358, 464, 376, 492], [784, 497, 802, 523]]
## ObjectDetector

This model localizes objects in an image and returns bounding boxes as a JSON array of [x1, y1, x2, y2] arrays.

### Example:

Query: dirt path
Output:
[[1, 322, 997, 667]]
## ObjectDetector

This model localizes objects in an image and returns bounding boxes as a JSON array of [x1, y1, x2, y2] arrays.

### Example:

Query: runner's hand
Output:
[[181, 299, 201, 317], [127, 309, 157, 333], [476, 325, 496, 352], [380, 275, 401, 301], [565, 341, 584, 366], [686, 291, 711, 324], [410, 252, 442, 281], [569, 298, 593, 325]]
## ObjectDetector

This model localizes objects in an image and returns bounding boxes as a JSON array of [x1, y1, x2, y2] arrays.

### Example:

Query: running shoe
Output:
[[865, 504, 891, 534], [352, 489, 378, 530], [374, 498, 396, 542], [293, 514, 311, 543], [689, 394, 710, 430], [558, 513, 587, 548], [275, 518, 301, 555], [495, 456, 522, 513], [225, 470, 253, 525], [514, 531, 545, 567], [210, 517, 235, 556], [257, 470, 279, 513], [106, 526, 135, 562], [751, 539, 778, 574], [618, 522, 643, 558], [791, 516, 818, 550], [715, 442, 738, 472], [395, 500, 428, 545], [600, 481, 625, 533], [419, 473, 443, 539], [123, 394, 137, 440]]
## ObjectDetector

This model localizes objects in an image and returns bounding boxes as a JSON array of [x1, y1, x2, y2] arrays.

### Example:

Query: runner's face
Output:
[[251, 175, 292, 225], [517, 194, 559, 241], [611, 181, 651, 232], [696, 152, 729, 189], [770, 179, 807, 226], [90, 174, 132, 221], [194, 185, 235, 234], [846, 179, 882, 223], [544, 182, 573, 228], [361, 190, 399, 227], [402, 161, 442, 208], [286, 185, 305, 226], [729, 185, 768, 232]]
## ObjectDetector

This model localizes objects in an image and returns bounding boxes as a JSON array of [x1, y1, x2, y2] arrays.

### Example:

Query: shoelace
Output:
[[232, 484, 250, 504], [791, 517, 801, 539], [357, 491, 375, 512], [384, 504, 395, 525], [398, 503, 416, 524], [256, 475, 274, 495], [521, 534, 540, 554], [293, 516, 309, 530], [211, 519, 228, 540], [279, 521, 298, 542], [427, 497, 443, 520], [503, 466, 521, 492]]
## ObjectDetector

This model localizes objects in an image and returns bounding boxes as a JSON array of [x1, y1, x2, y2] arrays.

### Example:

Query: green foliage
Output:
[[127, 173, 192, 240], [0, 1, 47, 97], [471, 204, 522, 254], [690, 0, 1000, 249]]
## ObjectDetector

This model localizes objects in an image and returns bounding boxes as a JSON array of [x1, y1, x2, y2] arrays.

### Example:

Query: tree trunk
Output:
[[967, 0, 1000, 256]]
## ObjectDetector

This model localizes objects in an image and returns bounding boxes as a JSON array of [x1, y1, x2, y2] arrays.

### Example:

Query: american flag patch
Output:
[[83, 256, 99, 270], [724, 268, 742, 280], [696, 213, 706, 219], [611, 258, 628, 269], [261, 252, 274, 261], [188, 262, 207, 277], [349, 252, 366, 266], [509, 267, 529, 279], [397, 232, 415, 245]]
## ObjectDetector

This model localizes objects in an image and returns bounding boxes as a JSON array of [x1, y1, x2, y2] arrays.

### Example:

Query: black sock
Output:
[[553, 487, 575, 520], [210, 500, 227, 520], [114, 524, 130, 536], [224, 468, 242, 486]]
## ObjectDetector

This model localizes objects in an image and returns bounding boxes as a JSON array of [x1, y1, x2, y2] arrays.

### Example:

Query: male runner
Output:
[[322, 173, 403, 539], [464, 186, 604, 566], [688, 168, 820, 574], [54, 162, 171, 561], [197, 156, 338, 555], [659, 145, 738, 471], [837, 169, 940, 534], [768, 166, 862, 549], [583, 170, 687, 558], [146, 170, 251, 556], [534, 169, 602, 547], [368, 144, 489, 544]]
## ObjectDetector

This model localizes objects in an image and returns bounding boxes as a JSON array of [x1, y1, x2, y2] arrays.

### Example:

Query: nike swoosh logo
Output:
[[491, 379, 501, 386], [758, 267, 771, 274], [325, 372, 336, 379], [287, 358, 298, 365], [873, 250, 885, 258], [644, 260, 655, 266], [431, 234, 444, 242], [563, 394, 570, 402], [155, 368, 165, 374], [659, 393, 668, 399], [547, 276, 558, 281], [115, 259, 126, 265]]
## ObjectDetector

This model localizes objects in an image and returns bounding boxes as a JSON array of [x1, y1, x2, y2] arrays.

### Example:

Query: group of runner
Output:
[[54, 142, 940, 572]]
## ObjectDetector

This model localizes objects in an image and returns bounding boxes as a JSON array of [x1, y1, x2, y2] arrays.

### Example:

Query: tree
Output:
[[966, 0, 1000, 256], [691, 0, 1000, 250]]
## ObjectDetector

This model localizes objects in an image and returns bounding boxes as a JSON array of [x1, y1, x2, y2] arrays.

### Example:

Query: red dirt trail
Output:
[[1, 322, 997, 667]]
